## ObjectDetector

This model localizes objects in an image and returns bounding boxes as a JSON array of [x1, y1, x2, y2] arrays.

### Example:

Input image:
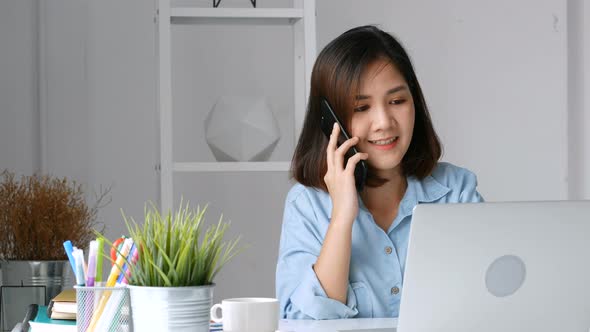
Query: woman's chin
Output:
[[367, 160, 403, 175]]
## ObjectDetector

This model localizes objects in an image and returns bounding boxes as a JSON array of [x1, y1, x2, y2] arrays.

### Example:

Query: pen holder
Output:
[[74, 285, 133, 332]]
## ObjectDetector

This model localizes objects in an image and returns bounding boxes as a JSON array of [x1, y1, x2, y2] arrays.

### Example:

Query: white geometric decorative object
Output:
[[204, 96, 281, 162]]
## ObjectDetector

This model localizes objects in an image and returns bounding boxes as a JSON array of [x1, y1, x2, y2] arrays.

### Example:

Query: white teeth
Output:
[[370, 137, 397, 145]]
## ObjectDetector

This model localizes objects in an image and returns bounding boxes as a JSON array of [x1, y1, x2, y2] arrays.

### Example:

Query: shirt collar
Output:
[[398, 175, 451, 218], [358, 174, 451, 217]]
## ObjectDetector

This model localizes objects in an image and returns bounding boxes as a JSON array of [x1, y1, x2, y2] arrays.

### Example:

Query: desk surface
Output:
[[13, 317, 398, 332], [279, 318, 398, 332]]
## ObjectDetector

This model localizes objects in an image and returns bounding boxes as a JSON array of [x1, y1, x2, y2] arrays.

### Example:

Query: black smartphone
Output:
[[319, 97, 368, 192]]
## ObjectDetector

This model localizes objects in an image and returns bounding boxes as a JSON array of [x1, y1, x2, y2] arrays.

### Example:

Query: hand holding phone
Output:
[[319, 97, 368, 192]]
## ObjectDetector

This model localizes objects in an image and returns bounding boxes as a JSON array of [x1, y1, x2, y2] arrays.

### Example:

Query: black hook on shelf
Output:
[[213, 0, 257, 8]]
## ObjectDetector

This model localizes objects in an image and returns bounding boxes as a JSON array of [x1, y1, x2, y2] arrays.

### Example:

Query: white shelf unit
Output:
[[170, 8, 304, 18], [157, 0, 317, 212], [174, 161, 291, 173]]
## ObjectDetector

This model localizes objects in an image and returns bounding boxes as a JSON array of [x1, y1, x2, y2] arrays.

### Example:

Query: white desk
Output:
[[279, 318, 398, 332], [13, 317, 398, 332]]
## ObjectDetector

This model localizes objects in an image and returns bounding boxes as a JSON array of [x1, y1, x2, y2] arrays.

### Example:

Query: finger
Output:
[[334, 137, 359, 169], [344, 152, 369, 174], [326, 123, 339, 167], [335, 136, 360, 156]]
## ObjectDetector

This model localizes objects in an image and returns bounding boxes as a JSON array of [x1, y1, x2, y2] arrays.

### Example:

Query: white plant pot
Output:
[[128, 284, 214, 332]]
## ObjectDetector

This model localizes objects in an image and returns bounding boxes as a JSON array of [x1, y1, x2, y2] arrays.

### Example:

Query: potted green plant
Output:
[[0, 170, 108, 329], [122, 201, 242, 331]]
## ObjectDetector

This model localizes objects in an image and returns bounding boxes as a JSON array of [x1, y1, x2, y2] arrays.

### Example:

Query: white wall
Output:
[[319, 0, 575, 202], [0, 0, 39, 175], [568, 0, 585, 199], [82, 0, 159, 241], [395, 0, 568, 202], [39, 0, 159, 242], [585, 1, 590, 198], [581, 0, 589, 198], [1, 0, 588, 302], [42, 1, 90, 183]]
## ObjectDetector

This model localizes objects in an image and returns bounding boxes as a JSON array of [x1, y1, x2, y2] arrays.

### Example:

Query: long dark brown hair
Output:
[[291, 25, 442, 191]]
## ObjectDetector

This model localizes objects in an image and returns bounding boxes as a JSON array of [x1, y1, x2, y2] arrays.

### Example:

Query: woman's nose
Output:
[[372, 104, 394, 130]]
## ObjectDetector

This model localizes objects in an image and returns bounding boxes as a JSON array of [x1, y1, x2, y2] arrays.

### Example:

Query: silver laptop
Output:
[[397, 201, 590, 332]]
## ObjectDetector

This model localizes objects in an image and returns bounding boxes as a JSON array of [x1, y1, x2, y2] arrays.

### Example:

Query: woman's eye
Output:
[[390, 99, 406, 105], [354, 105, 369, 112]]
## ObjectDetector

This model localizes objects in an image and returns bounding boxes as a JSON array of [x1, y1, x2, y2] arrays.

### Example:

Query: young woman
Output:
[[276, 25, 483, 319]]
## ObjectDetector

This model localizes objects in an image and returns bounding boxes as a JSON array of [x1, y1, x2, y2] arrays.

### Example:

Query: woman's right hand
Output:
[[324, 123, 369, 225]]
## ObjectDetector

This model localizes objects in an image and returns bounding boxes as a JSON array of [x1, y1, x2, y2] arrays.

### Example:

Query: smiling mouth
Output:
[[368, 137, 398, 145]]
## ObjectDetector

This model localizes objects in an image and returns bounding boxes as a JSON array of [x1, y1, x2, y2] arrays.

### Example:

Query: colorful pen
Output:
[[63, 240, 76, 272], [106, 238, 133, 287], [95, 237, 104, 284], [116, 243, 135, 285], [73, 248, 86, 286], [122, 243, 139, 285], [86, 240, 97, 287]]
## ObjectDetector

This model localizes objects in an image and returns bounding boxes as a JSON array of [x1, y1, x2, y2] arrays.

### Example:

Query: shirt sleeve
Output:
[[276, 190, 360, 320], [459, 170, 484, 203]]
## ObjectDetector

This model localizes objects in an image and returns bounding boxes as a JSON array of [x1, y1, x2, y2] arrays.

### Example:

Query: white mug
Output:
[[210, 297, 279, 332]]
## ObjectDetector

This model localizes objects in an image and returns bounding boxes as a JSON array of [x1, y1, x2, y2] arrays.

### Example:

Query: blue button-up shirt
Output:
[[276, 162, 484, 319]]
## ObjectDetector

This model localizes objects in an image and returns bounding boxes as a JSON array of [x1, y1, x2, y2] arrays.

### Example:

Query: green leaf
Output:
[[101, 199, 244, 287]]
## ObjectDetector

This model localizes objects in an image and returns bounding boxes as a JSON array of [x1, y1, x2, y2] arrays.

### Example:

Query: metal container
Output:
[[0, 260, 73, 331], [75, 285, 132, 332], [128, 284, 214, 332]]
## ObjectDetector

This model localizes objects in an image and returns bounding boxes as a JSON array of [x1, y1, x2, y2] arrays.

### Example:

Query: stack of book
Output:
[[46, 288, 76, 320], [24, 304, 76, 332]]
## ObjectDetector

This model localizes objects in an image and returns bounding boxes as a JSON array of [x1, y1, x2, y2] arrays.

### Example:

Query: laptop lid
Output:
[[398, 201, 590, 332]]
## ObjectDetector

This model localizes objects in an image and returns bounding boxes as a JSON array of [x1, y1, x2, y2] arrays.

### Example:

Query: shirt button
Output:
[[385, 246, 393, 255], [391, 286, 400, 295]]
